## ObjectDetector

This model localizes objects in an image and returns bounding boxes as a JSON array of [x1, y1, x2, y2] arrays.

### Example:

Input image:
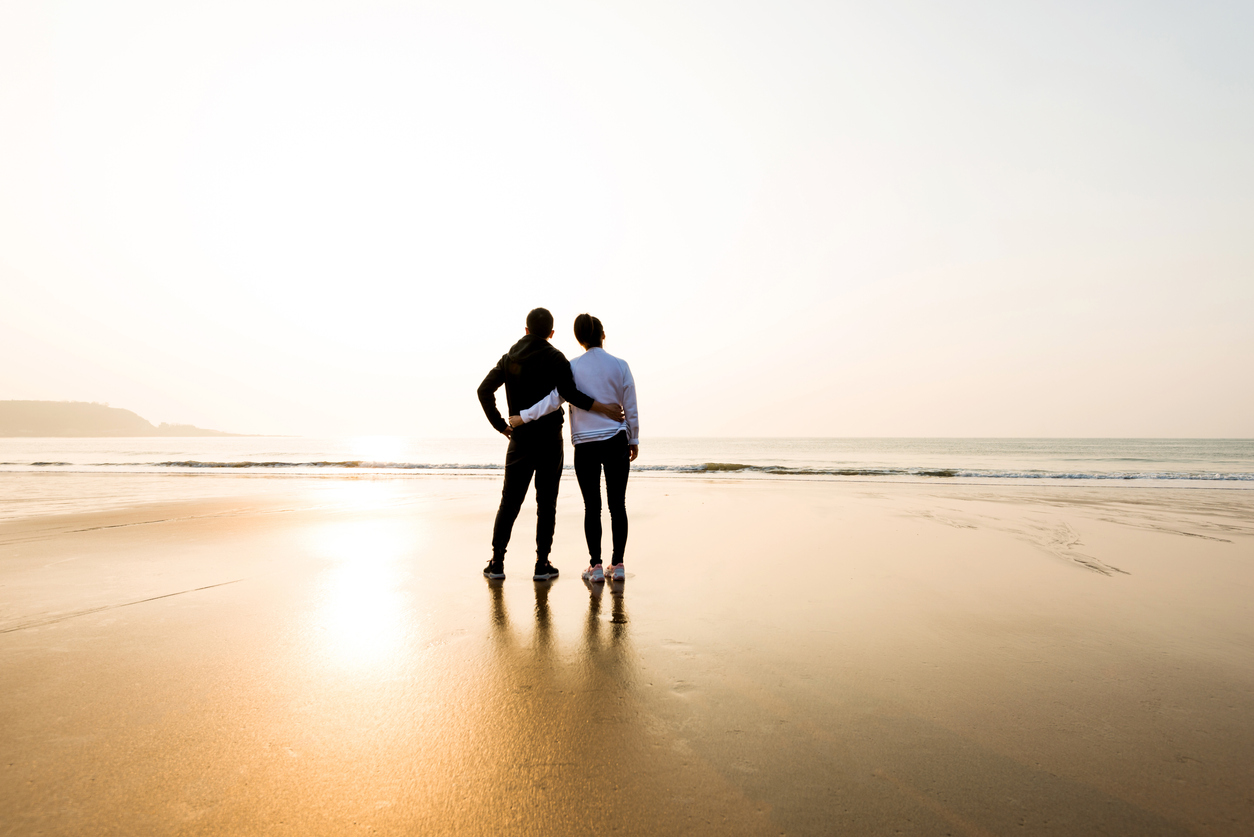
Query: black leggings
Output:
[[574, 431, 630, 565]]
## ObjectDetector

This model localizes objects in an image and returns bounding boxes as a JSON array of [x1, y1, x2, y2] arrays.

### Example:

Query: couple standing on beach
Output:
[[477, 307, 640, 583]]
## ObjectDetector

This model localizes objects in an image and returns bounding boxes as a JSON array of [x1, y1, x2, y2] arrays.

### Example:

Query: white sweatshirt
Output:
[[519, 347, 639, 445]]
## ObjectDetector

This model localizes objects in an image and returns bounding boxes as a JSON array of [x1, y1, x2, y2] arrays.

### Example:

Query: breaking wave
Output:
[[647, 463, 1254, 480], [142, 461, 505, 470], [5, 460, 1253, 481]]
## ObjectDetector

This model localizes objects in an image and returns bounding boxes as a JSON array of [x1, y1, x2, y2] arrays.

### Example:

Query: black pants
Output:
[[574, 431, 630, 565], [492, 431, 564, 563]]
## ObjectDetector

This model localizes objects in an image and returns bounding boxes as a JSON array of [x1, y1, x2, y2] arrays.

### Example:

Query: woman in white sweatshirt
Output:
[[509, 314, 639, 582]]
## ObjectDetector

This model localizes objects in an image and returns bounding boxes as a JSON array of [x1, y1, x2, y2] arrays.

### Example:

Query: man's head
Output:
[[525, 307, 555, 339], [573, 313, 604, 348]]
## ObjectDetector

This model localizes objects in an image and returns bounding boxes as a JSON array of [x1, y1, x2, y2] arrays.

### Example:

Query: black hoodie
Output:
[[477, 334, 595, 438]]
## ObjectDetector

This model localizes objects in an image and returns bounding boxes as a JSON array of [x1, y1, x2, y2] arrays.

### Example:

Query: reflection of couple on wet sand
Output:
[[478, 307, 639, 582], [488, 575, 628, 654]]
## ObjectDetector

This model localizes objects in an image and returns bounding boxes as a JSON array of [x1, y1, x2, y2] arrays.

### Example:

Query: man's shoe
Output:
[[607, 563, 625, 581], [581, 563, 605, 583], [483, 559, 505, 579], [533, 561, 560, 581]]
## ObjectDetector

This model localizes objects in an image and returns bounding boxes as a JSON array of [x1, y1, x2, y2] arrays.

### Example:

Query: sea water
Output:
[[2, 437, 1250, 521], [2, 436, 1252, 480]]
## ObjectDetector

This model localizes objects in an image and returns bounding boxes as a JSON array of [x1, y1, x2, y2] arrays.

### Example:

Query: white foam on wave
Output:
[[5, 460, 1252, 482]]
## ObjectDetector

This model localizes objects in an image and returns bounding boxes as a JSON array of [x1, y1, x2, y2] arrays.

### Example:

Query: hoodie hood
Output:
[[506, 333, 550, 367]]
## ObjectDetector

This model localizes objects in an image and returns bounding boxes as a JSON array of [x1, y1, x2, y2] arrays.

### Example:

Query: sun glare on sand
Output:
[[315, 478, 408, 513], [310, 518, 417, 671]]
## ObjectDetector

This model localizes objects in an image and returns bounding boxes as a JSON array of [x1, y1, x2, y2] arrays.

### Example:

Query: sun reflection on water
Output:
[[348, 435, 408, 463]]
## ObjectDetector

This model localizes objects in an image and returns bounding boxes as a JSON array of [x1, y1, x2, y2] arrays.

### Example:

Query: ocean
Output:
[[3, 436, 1252, 480], [3, 436, 1250, 526]]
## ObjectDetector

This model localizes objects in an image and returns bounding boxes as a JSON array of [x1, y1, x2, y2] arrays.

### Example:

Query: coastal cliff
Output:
[[0, 401, 236, 437]]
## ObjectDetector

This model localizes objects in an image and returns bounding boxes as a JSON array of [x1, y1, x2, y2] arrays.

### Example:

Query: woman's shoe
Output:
[[581, 564, 605, 582], [607, 563, 625, 581]]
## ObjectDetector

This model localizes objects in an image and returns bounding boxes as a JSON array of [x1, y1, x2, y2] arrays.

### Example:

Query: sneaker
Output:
[[607, 563, 625, 581], [483, 559, 505, 579], [581, 563, 605, 583], [533, 561, 560, 581]]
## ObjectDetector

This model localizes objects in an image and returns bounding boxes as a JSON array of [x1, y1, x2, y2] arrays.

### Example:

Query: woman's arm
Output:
[[509, 388, 564, 427], [622, 361, 639, 460]]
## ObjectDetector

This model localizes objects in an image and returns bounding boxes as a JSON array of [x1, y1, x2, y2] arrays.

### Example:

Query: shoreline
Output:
[[3, 467, 1254, 529]]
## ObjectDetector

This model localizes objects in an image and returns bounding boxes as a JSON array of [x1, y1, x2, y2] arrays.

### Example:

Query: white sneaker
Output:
[[581, 564, 605, 583], [607, 563, 625, 581]]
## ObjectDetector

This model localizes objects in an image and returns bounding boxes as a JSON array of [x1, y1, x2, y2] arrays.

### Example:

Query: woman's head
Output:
[[573, 313, 604, 348]]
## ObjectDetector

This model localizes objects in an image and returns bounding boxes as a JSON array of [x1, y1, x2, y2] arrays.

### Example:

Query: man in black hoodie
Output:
[[478, 307, 624, 581]]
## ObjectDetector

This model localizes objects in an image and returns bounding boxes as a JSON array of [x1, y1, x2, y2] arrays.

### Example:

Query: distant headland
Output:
[[0, 401, 240, 437]]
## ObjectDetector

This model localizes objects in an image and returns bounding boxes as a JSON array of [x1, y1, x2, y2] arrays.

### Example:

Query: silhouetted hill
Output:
[[0, 401, 238, 437]]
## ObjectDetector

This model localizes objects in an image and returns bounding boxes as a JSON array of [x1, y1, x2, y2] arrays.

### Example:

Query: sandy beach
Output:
[[1, 473, 1251, 835]]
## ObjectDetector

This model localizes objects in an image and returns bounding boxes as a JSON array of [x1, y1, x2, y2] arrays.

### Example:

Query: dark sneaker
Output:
[[483, 559, 505, 579], [533, 561, 560, 581]]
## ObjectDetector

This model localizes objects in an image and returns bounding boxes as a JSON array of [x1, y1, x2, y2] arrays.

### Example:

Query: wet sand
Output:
[[1, 475, 1252, 835]]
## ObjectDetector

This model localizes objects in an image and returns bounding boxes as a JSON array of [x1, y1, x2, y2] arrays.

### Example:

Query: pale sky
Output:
[[1, 0, 1251, 437]]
